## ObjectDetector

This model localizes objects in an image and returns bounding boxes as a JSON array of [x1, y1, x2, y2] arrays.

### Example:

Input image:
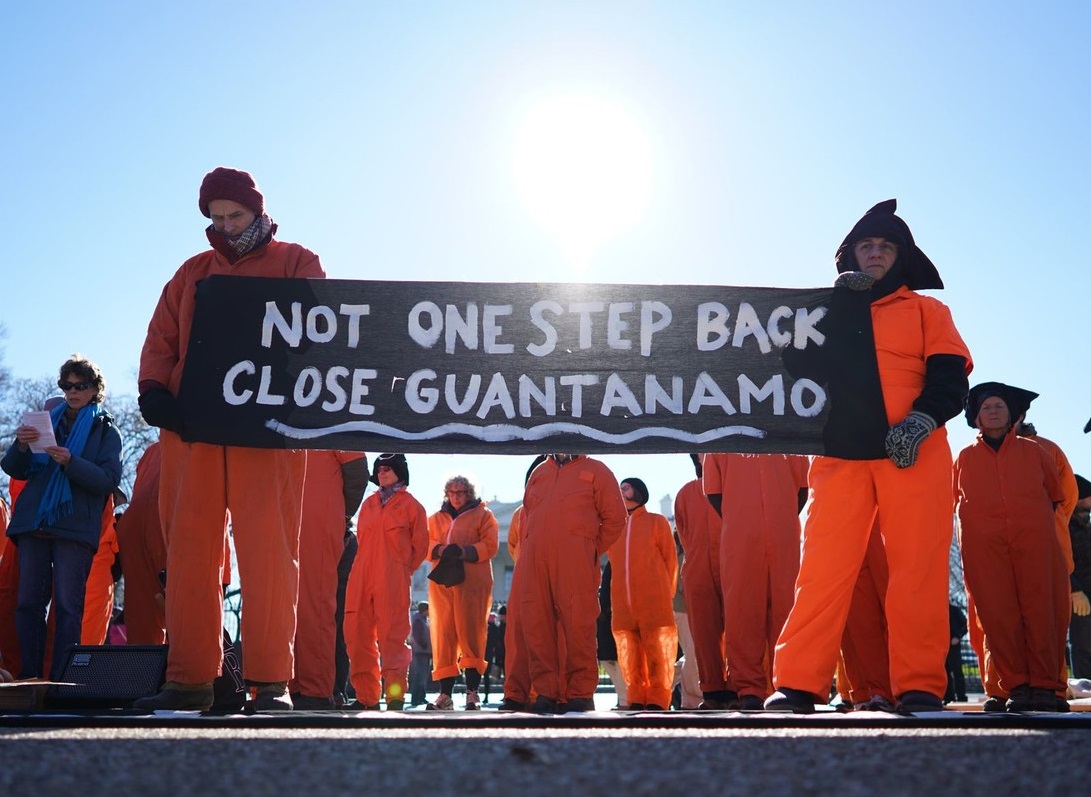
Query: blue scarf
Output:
[[28, 402, 100, 529]]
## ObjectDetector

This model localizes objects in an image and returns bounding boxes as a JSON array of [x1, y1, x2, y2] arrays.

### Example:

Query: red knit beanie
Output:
[[198, 167, 265, 218]]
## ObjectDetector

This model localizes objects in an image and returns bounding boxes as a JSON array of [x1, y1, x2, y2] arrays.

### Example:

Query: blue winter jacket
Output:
[[2, 410, 123, 549]]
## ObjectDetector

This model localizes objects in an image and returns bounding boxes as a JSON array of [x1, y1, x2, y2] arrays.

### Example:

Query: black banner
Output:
[[177, 277, 882, 455]]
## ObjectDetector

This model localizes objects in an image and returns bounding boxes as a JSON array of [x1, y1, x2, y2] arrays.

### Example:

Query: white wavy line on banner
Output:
[[264, 419, 767, 444]]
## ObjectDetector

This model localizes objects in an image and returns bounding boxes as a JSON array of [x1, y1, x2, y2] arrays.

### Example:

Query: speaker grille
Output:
[[45, 645, 168, 709]]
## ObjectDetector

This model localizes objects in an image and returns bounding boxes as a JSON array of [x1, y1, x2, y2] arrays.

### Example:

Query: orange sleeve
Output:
[[508, 505, 523, 562], [656, 514, 679, 593], [702, 453, 724, 496], [592, 462, 628, 556]]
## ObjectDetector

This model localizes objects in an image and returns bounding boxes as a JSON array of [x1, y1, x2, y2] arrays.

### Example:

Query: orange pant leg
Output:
[[428, 579, 460, 680], [450, 569, 492, 674], [503, 562, 531, 703], [375, 575, 413, 704], [963, 518, 1069, 694], [81, 520, 118, 646], [344, 567, 382, 705], [160, 433, 231, 683], [290, 498, 343, 699], [226, 445, 305, 683], [681, 563, 727, 694], [772, 459, 876, 698], [839, 524, 892, 703], [873, 436, 955, 699], [0, 536, 20, 674], [116, 497, 167, 646], [521, 533, 600, 702]]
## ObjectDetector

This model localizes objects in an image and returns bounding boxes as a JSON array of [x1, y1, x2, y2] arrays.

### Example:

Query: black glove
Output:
[[462, 546, 479, 563], [139, 388, 185, 433], [441, 544, 463, 560], [834, 271, 876, 291], [884, 411, 937, 468], [432, 544, 444, 560]]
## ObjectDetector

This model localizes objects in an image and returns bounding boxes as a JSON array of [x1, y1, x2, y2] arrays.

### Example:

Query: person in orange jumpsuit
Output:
[[134, 167, 323, 713], [673, 454, 730, 708], [767, 200, 972, 714], [955, 382, 1070, 712], [290, 450, 368, 710], [426, 474, 499, 711], [115, 442, 166, 645], [344, 454, 428, 711], [519, 454, 627, 713], [704, 452, 808, 710], [607, 477, 677, 710], [499, 455, 548, 712]]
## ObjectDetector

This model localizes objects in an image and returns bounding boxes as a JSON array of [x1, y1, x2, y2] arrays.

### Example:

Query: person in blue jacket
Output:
[[2, 354, 122, 680]]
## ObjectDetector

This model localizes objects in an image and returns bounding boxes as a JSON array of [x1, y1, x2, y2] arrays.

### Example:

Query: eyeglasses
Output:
[[58, 380, 93, 392]]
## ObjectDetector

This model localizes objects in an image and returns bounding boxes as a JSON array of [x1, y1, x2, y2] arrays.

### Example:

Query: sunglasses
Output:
[[58, 380, 93, 392]]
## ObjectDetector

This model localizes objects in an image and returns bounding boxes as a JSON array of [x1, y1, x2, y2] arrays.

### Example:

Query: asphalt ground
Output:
[[2, 692, 1090, 797]]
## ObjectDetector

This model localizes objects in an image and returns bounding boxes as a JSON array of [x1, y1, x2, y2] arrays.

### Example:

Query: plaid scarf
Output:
[[379, 482, 405, 505], [228, 213, 273, 258]]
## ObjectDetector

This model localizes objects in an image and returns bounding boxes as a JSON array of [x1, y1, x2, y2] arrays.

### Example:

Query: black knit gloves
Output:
[[884, 411, 936, 469], [138, 388, 185, 434], [834, 271, 876, 291]]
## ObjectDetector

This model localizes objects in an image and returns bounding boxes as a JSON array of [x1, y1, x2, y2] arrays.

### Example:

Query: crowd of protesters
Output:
[[2, 172, 1088, 717]]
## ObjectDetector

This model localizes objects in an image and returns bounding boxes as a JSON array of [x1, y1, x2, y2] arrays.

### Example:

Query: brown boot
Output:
[[132, 681, 215, 711]]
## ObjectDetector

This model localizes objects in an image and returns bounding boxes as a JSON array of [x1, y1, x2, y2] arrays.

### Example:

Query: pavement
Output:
[[2, 690, 1090, 797]]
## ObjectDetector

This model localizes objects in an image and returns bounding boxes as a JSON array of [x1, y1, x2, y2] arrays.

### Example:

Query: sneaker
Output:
[[427, 693, 455, 711], [763, 687, 817, 714], [498, 697, 526, 712], [292, 693, 335, 711], [464, 690, 480, 710], [896, 690, 944, 714], [563, 697, 596, 713], [254, 682, 293, 712], [132, 681, 215, 712]]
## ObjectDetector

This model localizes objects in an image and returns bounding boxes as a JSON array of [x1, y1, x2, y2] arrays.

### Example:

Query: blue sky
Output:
[[2, 1, 1089, 504]]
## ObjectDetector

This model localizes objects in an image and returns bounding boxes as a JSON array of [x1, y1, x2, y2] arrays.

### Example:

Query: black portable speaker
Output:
[[44, 645, 168, 709]]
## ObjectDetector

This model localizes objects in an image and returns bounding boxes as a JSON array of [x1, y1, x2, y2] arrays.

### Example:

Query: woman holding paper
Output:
[[1, 354, 122, 680]]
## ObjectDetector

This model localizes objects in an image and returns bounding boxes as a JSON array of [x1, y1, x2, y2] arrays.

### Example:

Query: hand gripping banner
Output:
[[177, 277, 886, 457]]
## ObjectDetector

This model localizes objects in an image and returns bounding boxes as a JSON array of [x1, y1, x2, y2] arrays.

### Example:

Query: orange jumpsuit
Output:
[[115, 442, 166, 645], [519, 456, 627, 703], [607, 504, 678, 708], [291, 450, 367, 701], [704, 453, 808, 700], [673, 477, 727, 696], [955, 433, 1068, 695], [344, 487, 428, 706], [427, 501, 499, 679], [773, 286, 972, 701], [140, 236, 323, 684]]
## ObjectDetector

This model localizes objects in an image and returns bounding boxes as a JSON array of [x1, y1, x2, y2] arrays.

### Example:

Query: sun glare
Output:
[[511, 93, 654, 271]]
